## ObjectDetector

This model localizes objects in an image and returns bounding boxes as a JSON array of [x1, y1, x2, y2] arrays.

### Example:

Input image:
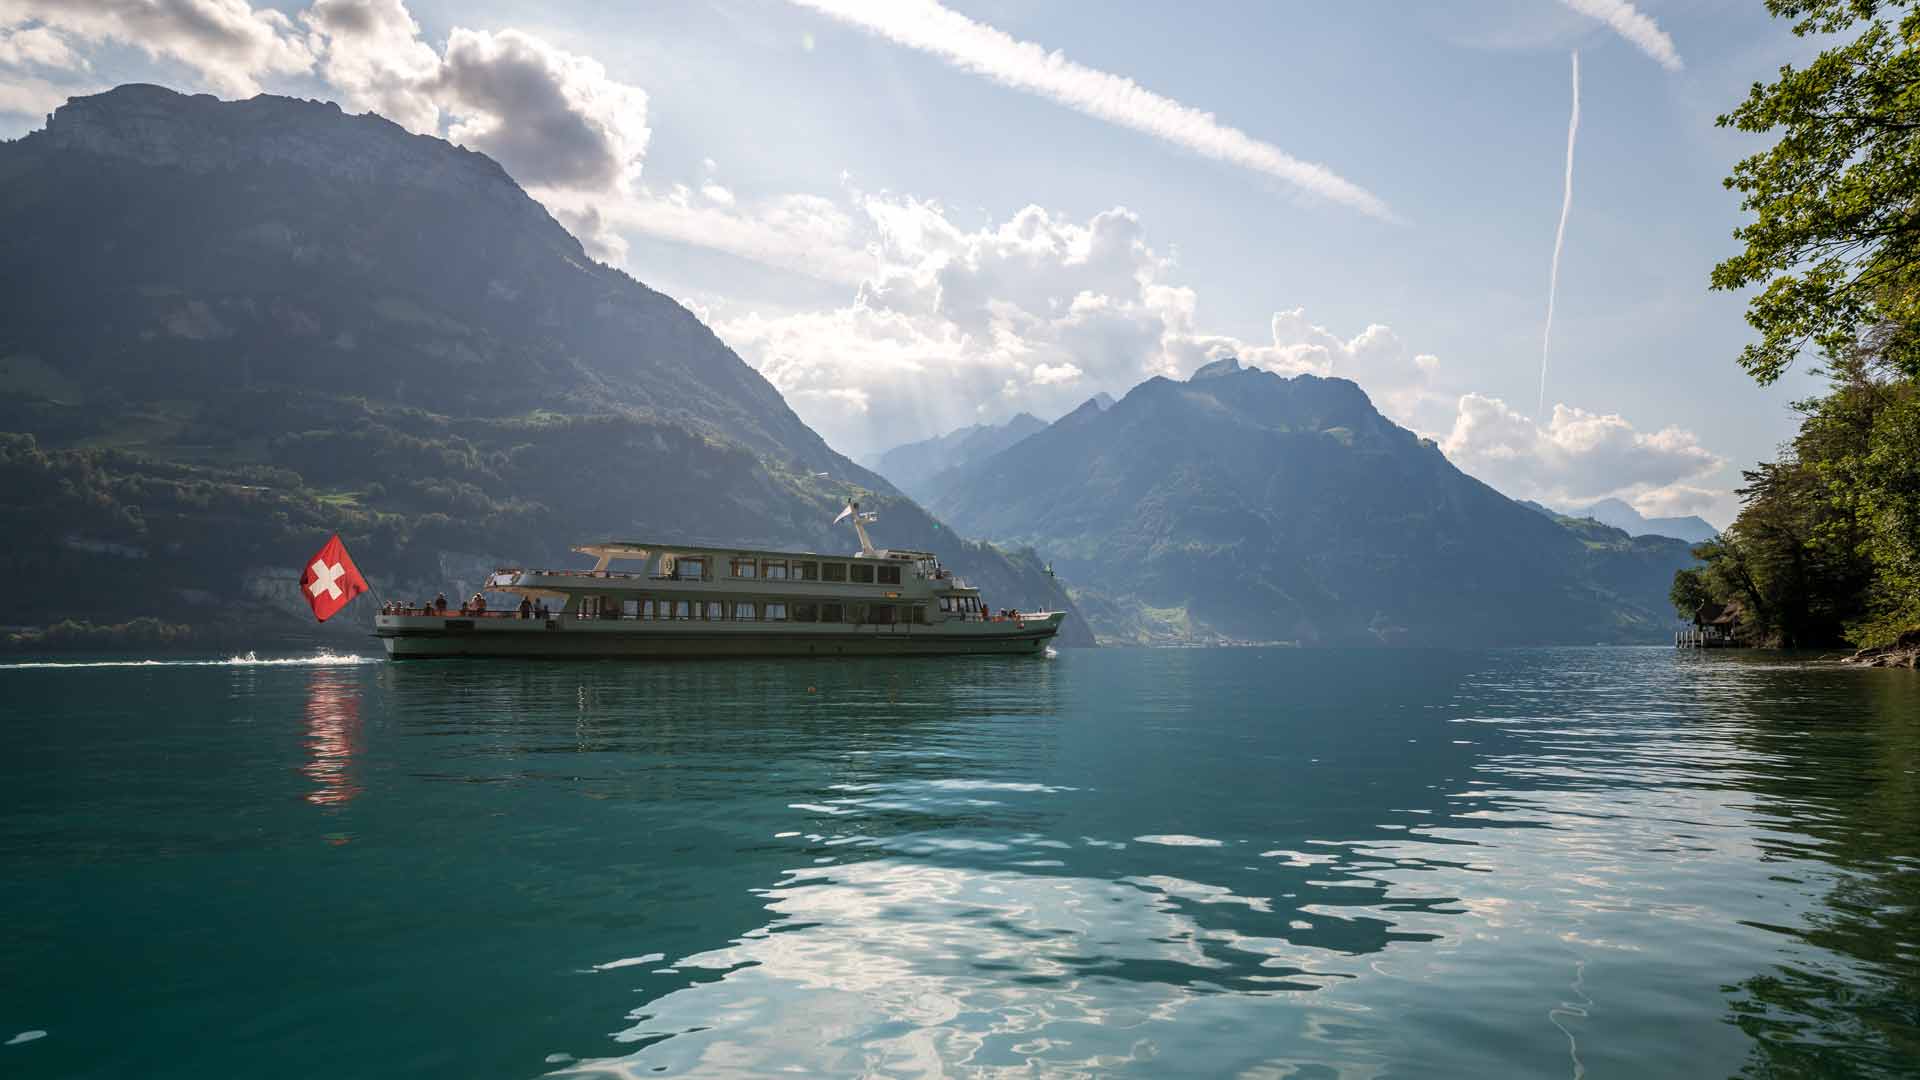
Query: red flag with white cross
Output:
[[300, 534, 368, 622]]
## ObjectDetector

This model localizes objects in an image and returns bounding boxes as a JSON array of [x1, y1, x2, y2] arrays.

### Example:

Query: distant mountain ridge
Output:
[[0, 85, 1084, 645], [868, 412, 1048, 502], [918, 359, 1697, 646], [1571, 498, 1718, 544]]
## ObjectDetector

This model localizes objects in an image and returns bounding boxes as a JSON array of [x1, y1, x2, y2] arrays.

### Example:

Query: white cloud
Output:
[[436, 28, 649, 193], [1440, 392, 1723, 512], [0, 0, 314, 97], [0, 70, 78, 118], [0, 24, 85, 70], [786, 0, 1395, 221], [1557, 0, 1682, 71], [711, 198, 1466, 455], [302, 0, 442, 134], [536, 184, 870, 281], [298, 3, 650, 195]]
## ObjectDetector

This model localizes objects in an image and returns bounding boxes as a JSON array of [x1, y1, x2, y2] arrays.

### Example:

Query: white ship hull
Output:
[[375, 612, 1064, 660]]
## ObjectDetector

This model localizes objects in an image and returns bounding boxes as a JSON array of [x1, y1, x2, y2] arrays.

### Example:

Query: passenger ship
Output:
[[372, 504, 1066, 659]]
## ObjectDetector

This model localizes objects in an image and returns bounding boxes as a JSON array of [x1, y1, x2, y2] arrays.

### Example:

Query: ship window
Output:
[[792, 602, 816, 622], [622, 599, 640, 617], [731, 558, 756, 578], [765, 602, 787, 621], [640, 599, 655, 619], [871, 604, 895, 625], [763, 560, 788, 579], [913, 604, 928, 625], [850, 564, 875, 584], [677, 558, 704, 580], [673, 600, 690, 619], [820, 603, 843, 623], [794, 560, 818, 581], [822, 563, 847, 583], [705, 601, 724, 620], [734, 602, 756, 620], [878, 565, 901, 586]]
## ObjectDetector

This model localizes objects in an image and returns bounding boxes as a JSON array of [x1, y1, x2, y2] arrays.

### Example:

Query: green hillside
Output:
[[0, 85, 1083, 649], [926, 358, 1699, 646]]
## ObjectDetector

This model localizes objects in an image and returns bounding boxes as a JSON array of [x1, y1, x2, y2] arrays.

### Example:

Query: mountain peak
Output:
[[1189, 356, 1243, 380], [37, 83, 524, 210]]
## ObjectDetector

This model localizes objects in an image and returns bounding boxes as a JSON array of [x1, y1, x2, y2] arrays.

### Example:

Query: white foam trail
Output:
[[0, 650, 379, 671], [1540, 52, 1580, 420]]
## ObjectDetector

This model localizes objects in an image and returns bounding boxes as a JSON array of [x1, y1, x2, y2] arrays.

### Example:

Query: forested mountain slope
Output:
[[0, 85, 1082, 648], [927, 358, 1695, 645]]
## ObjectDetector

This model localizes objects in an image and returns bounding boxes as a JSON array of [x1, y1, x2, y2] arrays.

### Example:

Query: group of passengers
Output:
[[380, 592, 548, 619]]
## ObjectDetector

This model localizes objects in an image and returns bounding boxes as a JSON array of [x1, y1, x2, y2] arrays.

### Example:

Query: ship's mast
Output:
[[837, 500, 880, 555]]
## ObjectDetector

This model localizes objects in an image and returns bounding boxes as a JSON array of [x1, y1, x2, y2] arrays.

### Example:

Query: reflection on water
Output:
[[302, 666, 362, 807], [0, 648, 1915, 1079]]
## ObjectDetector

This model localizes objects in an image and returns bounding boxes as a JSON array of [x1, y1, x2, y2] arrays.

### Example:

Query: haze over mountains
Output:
[[876, 357, 1697, 645], [865, 412, 1050, 504], [0, 85, 1082, 646], [1567, 498, 1718, 544]]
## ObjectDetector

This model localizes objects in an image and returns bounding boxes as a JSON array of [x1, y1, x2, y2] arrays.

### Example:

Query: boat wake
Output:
[[0, 650, 379, 671]]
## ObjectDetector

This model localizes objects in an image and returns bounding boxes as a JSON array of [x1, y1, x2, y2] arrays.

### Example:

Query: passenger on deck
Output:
[[535, 600, 549, 619], [434, 593, 448, 614], [518, 597, 533, 619], [470, 593, 487, 615]]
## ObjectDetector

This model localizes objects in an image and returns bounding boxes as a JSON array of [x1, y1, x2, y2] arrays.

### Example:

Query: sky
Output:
[[0, 0, 1835, 527]]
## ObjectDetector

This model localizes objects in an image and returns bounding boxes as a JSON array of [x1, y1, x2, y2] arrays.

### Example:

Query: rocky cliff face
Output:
[[0, 85, 1087, 646]]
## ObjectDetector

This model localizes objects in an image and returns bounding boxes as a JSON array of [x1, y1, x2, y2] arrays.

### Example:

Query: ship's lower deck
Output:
[[374, 613, 1062, 660]]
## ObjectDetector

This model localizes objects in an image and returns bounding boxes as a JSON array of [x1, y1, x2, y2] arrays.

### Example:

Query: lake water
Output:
[[2, 647, 1916, 1078]]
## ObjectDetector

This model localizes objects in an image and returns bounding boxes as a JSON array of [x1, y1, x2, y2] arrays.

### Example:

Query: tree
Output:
[[1710, 0, 1920, 385], [1671, 565, 1713, 618]]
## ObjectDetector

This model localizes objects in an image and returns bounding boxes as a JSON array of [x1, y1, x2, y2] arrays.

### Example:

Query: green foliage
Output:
[[1711, 0, 1920, 384], [1685, 2, 1920, 649], [1670, 566, 1713, 617], [6, 617, 195, 651]]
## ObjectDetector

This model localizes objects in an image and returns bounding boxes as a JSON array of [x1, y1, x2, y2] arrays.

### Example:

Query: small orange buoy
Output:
[[807, 686, 816, 693]]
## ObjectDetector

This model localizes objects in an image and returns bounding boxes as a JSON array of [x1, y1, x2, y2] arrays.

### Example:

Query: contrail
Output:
[[1540, 52, 1580, 420], [785, 0, 1395, 221], [1558, 0, 1682, 72]]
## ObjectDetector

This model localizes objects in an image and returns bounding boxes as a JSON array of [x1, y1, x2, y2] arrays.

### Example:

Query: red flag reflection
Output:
[[303, 666, 363, 807]]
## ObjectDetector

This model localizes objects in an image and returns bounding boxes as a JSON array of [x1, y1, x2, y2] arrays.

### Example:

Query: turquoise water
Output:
[[2, 647, 1916, 1078]]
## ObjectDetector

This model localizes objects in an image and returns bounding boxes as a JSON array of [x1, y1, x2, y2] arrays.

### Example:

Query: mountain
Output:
[[869, 412, 1047, 502], [0, 85, 1086, 647], [1572, 498, 1718, 544], [924, 358, 1698, 646]]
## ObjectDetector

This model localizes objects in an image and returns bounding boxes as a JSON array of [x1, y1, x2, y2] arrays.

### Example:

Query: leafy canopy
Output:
[[1712, 0, 1920, 383]]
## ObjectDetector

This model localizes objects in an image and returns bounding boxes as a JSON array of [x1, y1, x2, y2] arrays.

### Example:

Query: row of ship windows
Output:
[[579, 598, 929, 624], [674, 558, 906, 586]]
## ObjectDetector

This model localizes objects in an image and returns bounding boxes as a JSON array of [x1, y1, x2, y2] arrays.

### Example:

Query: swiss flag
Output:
[[300, 534, 369, 623]]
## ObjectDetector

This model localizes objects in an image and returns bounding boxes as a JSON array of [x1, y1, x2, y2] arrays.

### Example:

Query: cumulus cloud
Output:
[[0, 23, 85, 70], [1440, 393, 1723, 511], [786, 0, 1395, 221], [712, 199, 1461, 455], [302, 0, 442, 134], [1557, 0, 1682, 71], [0, 0, 314, 97], [436, 28, 649, 193], [298, 2, 650, 194]]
